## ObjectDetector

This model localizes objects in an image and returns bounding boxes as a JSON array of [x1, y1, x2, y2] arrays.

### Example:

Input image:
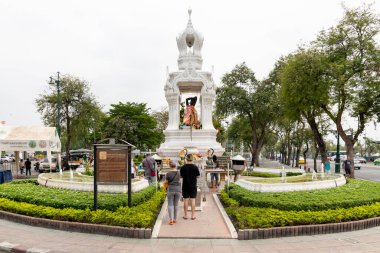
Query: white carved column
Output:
[[165, 93, 180, 130], [201, 92, 215, 130]]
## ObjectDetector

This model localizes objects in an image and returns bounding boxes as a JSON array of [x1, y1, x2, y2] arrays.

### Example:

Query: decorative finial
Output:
[[187, 8, 193, 28]]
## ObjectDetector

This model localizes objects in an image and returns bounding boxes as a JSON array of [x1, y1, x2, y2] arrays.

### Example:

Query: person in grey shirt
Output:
[[166, 160, 181, 225], [142, 154, 156, 184]]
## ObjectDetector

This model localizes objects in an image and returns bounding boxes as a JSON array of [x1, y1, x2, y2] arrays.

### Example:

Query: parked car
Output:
[[374, 158, 380, 166], [354, 159, 361, 170], [0, 156, 11, 163], [355, 157, 366, 164], [39, 158, 57, 172], [298, 158, 305, 164]]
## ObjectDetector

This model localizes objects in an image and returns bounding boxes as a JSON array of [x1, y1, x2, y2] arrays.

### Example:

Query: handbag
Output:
[[164, 172, 178, 191], [146, 159, 156, 176]]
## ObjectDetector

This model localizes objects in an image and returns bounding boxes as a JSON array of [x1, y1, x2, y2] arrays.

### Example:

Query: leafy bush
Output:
[[0, 180, 156, 211], [241, 171, 279, 178], [225, 179, 380, 211], [220, 190, 380, 229], [286, 172, 303, 176], [0, 190, 166, 228]]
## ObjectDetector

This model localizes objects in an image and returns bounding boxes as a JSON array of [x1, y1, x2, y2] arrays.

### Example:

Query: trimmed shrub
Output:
[[241, 171, 279, 178], [225, 180, 380, 211], [0, 180, 156, 211], [0, 190, 166, 228], [220, 190, 380, 229]]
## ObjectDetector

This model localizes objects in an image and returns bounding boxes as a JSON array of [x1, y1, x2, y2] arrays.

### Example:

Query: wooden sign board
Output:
[[96, 148, 128, 184]]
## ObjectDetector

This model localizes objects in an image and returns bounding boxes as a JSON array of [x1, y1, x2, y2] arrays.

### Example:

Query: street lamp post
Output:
[[49, 72, 61, 137]]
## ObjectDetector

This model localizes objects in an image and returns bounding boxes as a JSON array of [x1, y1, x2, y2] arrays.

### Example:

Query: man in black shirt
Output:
[[180, 154, 200, 220], [25, 158, 32, 176]]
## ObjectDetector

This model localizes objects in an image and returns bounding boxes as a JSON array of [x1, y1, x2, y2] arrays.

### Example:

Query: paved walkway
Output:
[[2, 218, 380, 252], [156, 192, 234, 239]]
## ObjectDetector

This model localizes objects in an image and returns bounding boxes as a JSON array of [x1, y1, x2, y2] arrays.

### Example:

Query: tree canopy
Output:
[[215, 63, 279, 166], [35, 74, 103, 165], [102, 102, 163, 150]]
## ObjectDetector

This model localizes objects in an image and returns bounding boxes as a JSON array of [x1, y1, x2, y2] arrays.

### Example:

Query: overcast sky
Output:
[[0, 0, 379, 141]]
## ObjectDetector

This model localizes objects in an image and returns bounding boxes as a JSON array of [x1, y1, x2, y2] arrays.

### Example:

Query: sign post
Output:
[[93, 143, 132, 210]]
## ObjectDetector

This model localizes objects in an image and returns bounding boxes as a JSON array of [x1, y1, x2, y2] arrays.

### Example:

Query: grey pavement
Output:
[[2, 218, 380, 252]]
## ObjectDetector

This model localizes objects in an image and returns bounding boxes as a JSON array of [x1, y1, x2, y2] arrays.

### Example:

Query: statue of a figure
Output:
[[182, 96, 199, 128]]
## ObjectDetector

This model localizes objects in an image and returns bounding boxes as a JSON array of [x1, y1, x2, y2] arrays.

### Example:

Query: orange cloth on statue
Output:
[[183, 105, 198, 127]]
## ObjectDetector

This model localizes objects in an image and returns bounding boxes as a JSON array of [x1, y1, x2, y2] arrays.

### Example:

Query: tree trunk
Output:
[[313, 144, 319, 172], [306, 117, 328, 165], [336, 119, 356, 178], [286, 142, 292, 166], [295, 145, 301, 168], [303, 142, 309, 171]]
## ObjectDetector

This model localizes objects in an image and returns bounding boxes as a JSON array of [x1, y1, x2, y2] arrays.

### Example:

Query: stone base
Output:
[[157, 128, 224, 159]]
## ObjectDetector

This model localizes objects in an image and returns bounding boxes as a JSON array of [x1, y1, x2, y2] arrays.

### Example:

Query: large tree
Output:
[[314, 5, 380, 177], [215, 63, 278, 166], [36, 74, 103, 166], [102, 102, 163, 150], [279, 49, 330, 165]]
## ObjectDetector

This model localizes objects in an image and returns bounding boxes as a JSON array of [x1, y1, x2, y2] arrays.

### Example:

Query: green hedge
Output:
[[226, 179, 380, 211], [0, 190, 166, 228], [241, 171, 303, 177], [0, 180, 156, 211], [220, 191, 380, 229], [241, 171, 279, 177]]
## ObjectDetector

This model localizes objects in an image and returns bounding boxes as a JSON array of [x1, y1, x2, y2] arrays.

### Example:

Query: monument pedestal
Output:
[[157, 128, 224, 160]]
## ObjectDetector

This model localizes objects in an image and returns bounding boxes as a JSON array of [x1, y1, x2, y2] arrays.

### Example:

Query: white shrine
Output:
[[157, 10, 224, 158]]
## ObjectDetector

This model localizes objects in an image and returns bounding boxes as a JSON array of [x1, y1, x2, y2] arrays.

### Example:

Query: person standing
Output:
[[19, 159, 24, 174], [166, 160, 181, 225], [142, 154, 156, 184], [210, 155, 219, 189], [325, 160, 331, 174], [25, 158, 32, 176], [180, 154, 200, 220]]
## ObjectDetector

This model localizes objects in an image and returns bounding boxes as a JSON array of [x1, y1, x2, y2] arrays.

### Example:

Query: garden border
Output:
[[0, 210, 151, 239], [238, 217, 380, 240]]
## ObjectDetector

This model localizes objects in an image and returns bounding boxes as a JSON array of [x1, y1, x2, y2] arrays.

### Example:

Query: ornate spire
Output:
[[176, 9, 204, 70], [187, 8, 193, 29]]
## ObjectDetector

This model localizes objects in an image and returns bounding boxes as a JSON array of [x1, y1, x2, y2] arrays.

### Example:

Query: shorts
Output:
[[182, 188, 197, 198], [211, 173, 219, 181]]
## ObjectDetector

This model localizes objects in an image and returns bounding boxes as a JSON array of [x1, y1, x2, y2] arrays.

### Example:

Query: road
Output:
[[353, 163, 380, 182], [261, 159, 380, 182]]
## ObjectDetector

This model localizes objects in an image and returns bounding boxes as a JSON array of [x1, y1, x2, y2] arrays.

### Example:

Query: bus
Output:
[[68, 149, 93, 169]]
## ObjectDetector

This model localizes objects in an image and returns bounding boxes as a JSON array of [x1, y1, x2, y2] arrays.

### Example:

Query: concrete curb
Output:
[[0, 210, 151, 239], [151, 196, 168, 238], [212, 193, 238, 239], [238, 216, 380, 240]]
